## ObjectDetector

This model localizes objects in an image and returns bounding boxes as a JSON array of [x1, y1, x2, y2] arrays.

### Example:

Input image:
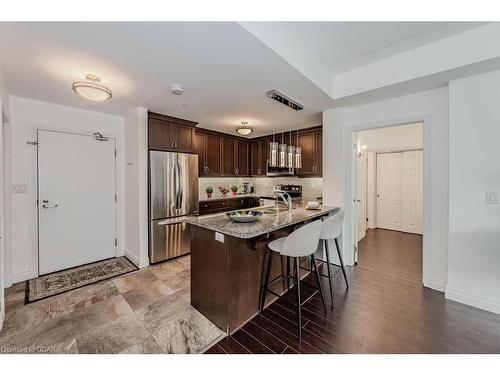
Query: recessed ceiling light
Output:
[[236, 121, 253, 136], [72, 74, 112, 102]]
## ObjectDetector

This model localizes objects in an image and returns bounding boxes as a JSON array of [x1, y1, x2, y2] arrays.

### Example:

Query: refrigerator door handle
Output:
[[173, 156, 181, 211], [176, 157, 183, 210]]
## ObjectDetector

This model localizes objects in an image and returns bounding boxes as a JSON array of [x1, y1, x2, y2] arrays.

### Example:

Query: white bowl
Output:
[[306, 201, 320, 209]]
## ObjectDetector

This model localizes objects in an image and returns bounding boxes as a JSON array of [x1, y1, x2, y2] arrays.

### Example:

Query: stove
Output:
[[273, 184, 302, 199]]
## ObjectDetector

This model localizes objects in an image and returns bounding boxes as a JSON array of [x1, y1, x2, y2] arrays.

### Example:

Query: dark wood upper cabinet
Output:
[[148, 112, 197, 153], [205, 134, 223, 176], [236, 139, 249, 176], [222, 137, 236, 176], [194, 132, 206, 176], [315, 129, 322, 175], [193, 125, 321, 178], [148, 117, 172, 151], [297, 131, 316, 177], [296, 128, 322, 177], [194, 131, 222, 177]]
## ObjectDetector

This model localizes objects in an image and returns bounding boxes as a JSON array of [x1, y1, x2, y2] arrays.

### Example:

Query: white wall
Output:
[[357, 122, 423, 152], [8, 96, 126, 283], [323, 87, 449, 292], [124, 107, 149, 268], [446, 70, 500, 314]]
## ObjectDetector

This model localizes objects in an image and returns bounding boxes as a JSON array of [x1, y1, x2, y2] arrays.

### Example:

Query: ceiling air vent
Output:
[[266, 90, 303, 111]]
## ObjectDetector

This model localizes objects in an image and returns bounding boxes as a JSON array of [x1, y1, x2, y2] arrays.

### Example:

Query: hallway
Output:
[[358, 229, 422, 284]]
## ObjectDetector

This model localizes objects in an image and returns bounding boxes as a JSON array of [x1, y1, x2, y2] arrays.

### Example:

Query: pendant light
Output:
[[270, 128, 278, 167], [287, 125, 295, 168], [279, 130, 287, 168], [295, 122, 302, 169]]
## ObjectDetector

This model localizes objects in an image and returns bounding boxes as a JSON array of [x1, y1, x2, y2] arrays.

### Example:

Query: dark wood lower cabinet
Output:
[[198, 196, 260, 215]]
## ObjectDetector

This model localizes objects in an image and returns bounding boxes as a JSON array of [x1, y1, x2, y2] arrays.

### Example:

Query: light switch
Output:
[[215, 232, 225, 243], [13, 184, 28, 194], [486, 191, 499, 204]]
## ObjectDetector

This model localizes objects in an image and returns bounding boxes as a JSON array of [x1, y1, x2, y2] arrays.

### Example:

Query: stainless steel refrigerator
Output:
[[149, 151, 199, 263]]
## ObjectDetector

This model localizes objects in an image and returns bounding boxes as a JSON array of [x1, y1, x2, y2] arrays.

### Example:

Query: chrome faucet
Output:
[[274, 190, 293, 215]]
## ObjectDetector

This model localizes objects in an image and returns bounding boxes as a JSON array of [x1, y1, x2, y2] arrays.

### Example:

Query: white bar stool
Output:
[[319, 210, 349, 304], [260, 219, 326, 341]]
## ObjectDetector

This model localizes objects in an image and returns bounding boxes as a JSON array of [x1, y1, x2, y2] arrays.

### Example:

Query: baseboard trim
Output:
[[424, 277, 447, 293], [12, 270, 31, 283], [124, 250, 149, 269], [445, 286, 500, 315]]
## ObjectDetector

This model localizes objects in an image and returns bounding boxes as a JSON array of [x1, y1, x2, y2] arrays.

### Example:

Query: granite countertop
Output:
[[187, 204, 339, 239], [199, 193, 259, 202]]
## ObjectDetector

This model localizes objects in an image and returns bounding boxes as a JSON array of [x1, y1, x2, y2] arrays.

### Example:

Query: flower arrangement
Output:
[[205, 186, 213, 199], [218, 186, 230, 197], [231, 185, 238, 196]]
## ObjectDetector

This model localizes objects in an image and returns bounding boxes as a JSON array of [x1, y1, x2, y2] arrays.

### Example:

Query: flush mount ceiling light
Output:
[[72, 74, 112, 102], [235, 121, 253, 136]]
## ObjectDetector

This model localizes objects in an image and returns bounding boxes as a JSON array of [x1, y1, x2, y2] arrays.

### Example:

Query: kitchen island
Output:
[[187, 204, 339, 334]]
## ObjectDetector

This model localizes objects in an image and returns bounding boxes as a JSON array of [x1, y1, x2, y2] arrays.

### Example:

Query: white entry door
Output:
[[402, 150, 423, 234], [376, 152, 403, 231], [356, 151, 367, 241], [38, 130, 116, 275]]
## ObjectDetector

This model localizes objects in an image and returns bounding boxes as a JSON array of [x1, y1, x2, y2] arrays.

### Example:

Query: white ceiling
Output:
[[0, 22, 333, 137], [279, 22, 487, 74], [0, 22, 488, 137]]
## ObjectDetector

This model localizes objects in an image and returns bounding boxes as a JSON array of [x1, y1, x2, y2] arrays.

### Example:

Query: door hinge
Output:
[[114, 194, 117, 202], [27, 141, 40, 146], [115, 238, 117, 247], [115, 149, 117, 157]]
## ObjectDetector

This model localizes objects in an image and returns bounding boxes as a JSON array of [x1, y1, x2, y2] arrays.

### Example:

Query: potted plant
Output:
[[218, 186, 230, 197], [231, 185, 238, 196], [205, 186, 213, 199]]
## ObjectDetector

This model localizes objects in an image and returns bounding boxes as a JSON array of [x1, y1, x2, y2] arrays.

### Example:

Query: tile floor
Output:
[[0, 255, 224, 354]]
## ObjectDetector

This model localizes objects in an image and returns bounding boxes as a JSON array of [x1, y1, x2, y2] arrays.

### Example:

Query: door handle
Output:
[[42, 203, 58, 208]]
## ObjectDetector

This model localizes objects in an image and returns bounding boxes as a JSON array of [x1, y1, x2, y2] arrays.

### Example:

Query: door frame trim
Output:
[[30, 128, 118, 278], [346, 116, 430, 288]]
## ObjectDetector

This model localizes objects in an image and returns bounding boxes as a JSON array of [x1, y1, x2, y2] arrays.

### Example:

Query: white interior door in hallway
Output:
[[38, 130, 116, 275], [376, 150, 423, 234]]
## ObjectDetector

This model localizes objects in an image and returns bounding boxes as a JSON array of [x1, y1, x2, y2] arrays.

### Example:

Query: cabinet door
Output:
[[205, 134, 222, 176], [222, 137, 237, 176], [173, 124, 195, 153], [194, 132, 206, 176], [315, 129, 322, 176], [260, 138, 270, 174], [236, 140, 249, 176], [148, 118, 173, 151], [230, 198, 245, 210], [297, 131, 315, 177], [250, 141, 261, 176]]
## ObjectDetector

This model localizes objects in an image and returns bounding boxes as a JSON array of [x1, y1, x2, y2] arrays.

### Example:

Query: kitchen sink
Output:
[[258, 206, 289, 214]]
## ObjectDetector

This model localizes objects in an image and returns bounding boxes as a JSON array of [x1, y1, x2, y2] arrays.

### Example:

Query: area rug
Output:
[[26, 257, 137, 303]]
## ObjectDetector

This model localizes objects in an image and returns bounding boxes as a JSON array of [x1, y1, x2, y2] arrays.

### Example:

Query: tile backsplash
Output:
[[198, 176, 323, 202]]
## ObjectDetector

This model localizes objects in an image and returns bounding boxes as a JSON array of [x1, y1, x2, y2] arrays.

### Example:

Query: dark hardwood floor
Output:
[[205, 229, 500, 354]]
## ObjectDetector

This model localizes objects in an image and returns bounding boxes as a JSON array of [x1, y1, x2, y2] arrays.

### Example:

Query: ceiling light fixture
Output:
[[72, 74, 112, 102], [235, 121, 253, 136]]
